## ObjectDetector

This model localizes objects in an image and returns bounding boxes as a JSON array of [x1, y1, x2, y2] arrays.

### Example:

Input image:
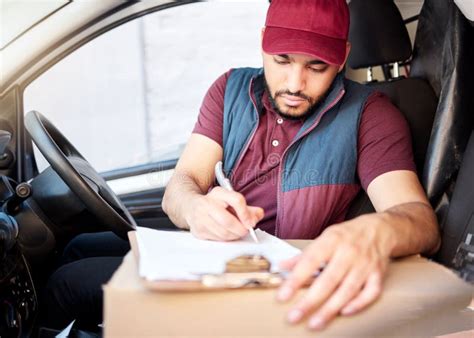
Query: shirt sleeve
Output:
[[357, 91, 417, 191], [192, 70, 233, 147]]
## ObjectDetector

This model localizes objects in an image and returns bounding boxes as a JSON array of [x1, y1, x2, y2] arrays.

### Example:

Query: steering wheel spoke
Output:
[[25, 111, 136, 239]]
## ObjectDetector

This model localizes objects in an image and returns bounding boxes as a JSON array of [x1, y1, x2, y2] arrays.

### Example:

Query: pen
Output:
[[214, 161, 259, 243]]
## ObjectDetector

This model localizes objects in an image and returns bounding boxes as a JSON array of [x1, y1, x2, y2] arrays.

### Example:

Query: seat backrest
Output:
[[367, 79, 438, 174], [345, 0, 438, 219], [347, 0, 412, 69]]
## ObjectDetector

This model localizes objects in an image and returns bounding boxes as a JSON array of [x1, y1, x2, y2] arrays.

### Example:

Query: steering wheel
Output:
[[24, 110, 136, 239]]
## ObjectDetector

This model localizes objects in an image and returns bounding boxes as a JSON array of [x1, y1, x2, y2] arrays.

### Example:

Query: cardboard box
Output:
[[104, 239, 473, 337]]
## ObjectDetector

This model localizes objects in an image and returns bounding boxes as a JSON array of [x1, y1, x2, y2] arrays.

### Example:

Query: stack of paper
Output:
[[135, 227, 301, 281]]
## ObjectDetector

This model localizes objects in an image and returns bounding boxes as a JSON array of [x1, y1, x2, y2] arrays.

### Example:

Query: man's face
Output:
[[262, 51, 345, 119]]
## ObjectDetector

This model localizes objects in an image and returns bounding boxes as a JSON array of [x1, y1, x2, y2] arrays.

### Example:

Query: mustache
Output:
[[274, 89, 313, 103]]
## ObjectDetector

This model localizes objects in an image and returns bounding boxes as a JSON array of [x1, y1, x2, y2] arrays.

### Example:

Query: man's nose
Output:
[[286, 67, 306, 93]]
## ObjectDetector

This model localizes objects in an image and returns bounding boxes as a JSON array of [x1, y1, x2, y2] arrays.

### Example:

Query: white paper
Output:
[[135, 226, 301, 281]]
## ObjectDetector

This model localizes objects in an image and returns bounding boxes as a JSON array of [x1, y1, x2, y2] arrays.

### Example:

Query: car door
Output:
[[21, 0, 269, 229]]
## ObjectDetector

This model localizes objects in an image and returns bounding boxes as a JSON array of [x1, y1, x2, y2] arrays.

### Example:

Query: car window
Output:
[[24, 1, 268, 173]]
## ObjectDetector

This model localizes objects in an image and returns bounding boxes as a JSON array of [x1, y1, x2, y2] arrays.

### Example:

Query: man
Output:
[[162, 0, 441, 330]]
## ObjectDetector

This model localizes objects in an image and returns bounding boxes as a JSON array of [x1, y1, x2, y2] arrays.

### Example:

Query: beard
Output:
[[264, 78, 326, 121]]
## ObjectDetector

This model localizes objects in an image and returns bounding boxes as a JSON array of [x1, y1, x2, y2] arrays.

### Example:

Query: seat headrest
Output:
[[348, 0, 413, 69]]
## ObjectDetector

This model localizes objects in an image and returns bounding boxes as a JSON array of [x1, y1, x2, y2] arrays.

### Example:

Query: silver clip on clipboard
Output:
[[200, 255, 284, 288], [199, 255, 320, 289]]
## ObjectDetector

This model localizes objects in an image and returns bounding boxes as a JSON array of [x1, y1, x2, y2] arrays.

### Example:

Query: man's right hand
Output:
[[185, 187, 264, 241], [162, 134, 263, 239]]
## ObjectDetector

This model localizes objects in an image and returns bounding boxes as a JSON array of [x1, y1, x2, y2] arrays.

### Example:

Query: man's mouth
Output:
[[280, 94, 307, 107]]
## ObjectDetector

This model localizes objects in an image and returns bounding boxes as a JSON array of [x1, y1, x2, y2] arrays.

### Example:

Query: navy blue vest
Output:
[[223, 68, 373, 239]]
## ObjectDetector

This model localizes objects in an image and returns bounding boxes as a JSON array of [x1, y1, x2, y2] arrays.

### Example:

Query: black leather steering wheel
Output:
[[25, 110, 136, 239]]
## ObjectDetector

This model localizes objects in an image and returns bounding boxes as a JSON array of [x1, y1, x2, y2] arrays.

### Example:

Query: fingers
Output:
[[283, 248, 353, 324], [279, 254, 302, 270], [208, 207, 248, 238], [210, 187, 256, 228], [190, 188, 264, 241], [340, 271, 383, 316], [277, 239, 334, 303], [278, 223, 387, 330], [191, 214, 234, 241], [248, 206, 265, 224], [306, 266, 369, 330], [208, 204, 264, 240]]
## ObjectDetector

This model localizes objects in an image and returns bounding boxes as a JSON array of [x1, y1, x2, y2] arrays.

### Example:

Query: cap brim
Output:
[[262, 26, 347, 66]]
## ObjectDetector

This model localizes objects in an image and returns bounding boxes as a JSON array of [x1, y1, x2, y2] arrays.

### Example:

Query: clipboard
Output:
[[128, 231, 313, 292]]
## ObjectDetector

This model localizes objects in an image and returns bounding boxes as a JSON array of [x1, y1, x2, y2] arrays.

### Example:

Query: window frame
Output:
[[16, 0, 200, 182]]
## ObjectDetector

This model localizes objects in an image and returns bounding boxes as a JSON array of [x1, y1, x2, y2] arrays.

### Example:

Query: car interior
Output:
[[345, 0, 438, 219], [346, 0, 474, 282], [0, 0, 473, 337]]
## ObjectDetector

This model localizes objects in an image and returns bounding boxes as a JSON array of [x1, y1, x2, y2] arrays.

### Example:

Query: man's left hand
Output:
[[277, 214, 393, 330]]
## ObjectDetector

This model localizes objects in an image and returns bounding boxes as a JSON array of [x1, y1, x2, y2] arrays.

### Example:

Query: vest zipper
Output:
[[275, 89, 346, 238]]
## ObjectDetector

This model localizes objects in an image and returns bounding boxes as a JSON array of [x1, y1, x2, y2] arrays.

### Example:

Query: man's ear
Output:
[[338, 42, 351, 72]]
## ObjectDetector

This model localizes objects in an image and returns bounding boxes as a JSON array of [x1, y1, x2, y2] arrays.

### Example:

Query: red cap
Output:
[[263, 0, 350, 65]]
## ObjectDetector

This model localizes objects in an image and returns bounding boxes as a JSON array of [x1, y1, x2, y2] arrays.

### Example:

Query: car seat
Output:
[[411, 0, 474, 278], [345, 0, 438, 219]]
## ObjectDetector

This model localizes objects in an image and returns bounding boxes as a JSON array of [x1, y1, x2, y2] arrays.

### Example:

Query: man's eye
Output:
[[309, 66, 328, 73], [274, 58, 289, 65]]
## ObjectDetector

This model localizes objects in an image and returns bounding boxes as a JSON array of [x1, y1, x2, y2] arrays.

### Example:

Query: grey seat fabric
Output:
[[344, 0, 438, 220]]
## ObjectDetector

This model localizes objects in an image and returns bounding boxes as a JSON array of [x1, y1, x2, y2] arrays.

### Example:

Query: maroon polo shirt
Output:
[[193, 70, 416, 235]]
